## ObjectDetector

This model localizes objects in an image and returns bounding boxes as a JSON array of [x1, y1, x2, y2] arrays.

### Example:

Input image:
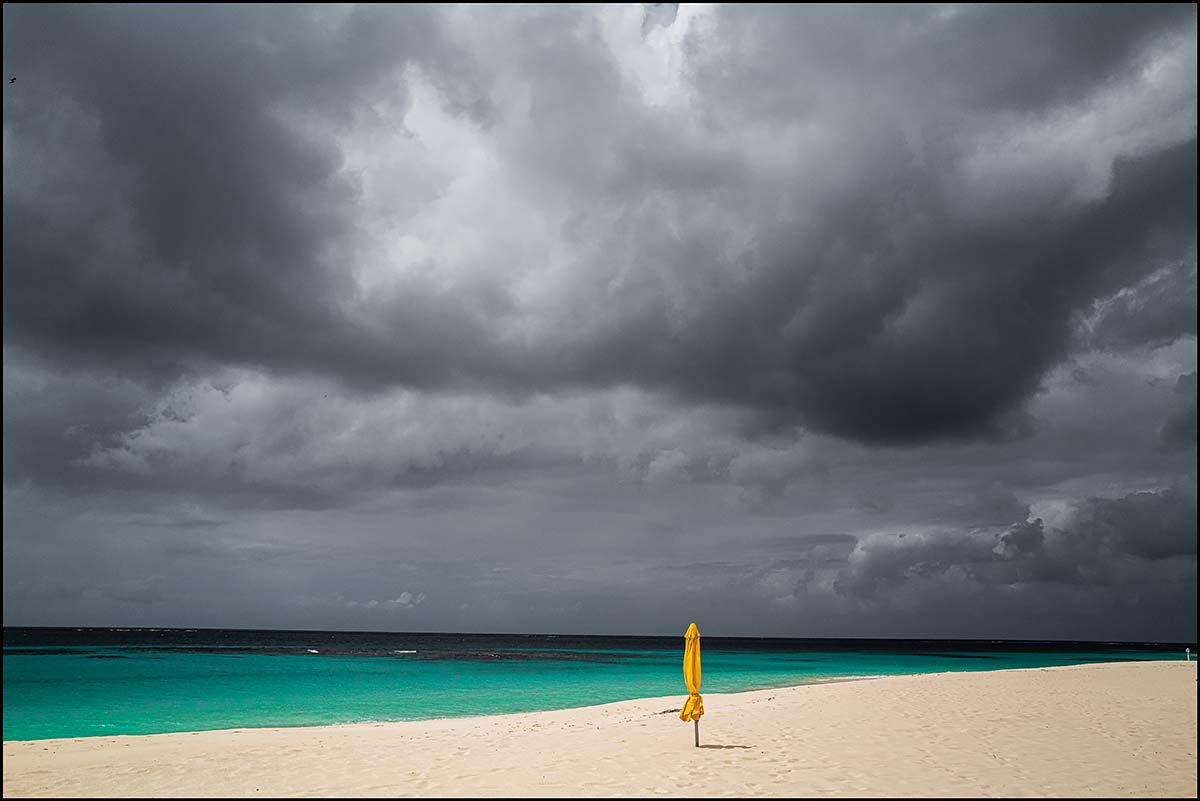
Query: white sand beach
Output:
[[3, 661, 1196, 798]]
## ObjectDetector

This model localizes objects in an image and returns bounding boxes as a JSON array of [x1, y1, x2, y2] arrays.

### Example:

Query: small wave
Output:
[[306, 649, 320, 654], [393, 650, 417, 654]]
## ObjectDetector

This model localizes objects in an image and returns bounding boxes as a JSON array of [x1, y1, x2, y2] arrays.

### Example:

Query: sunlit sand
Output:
[[4, 661, 1195, 798]]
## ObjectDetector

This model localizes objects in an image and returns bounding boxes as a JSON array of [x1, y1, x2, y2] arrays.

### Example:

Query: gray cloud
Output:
[[101, 577, 166, 606], [836, 486, 1196, 596], [5, 5, 1195, 442], [3, 4, 486, 384], [2, 5, 1196, 640], [1161, 372, 1197, 450], [1082, 263, 1198, 352]]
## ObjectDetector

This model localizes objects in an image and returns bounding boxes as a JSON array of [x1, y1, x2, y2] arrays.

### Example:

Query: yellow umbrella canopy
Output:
[[680, 622, 703, 745]]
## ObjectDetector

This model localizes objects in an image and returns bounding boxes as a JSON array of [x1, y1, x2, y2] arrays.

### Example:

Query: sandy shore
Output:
[[4, 661, 1196, 798]]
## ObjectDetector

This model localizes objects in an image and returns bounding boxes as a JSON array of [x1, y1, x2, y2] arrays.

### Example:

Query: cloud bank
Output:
[[3, 4, 1195, 639]]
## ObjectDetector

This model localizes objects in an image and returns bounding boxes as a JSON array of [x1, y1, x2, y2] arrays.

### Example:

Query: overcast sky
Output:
[[3, 4, 1196, 641]]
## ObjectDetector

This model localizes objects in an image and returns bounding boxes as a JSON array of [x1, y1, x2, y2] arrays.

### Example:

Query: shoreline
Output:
[[0, 670, 902, 746], [0, 669, 933, 746], [5, 660, 1195, 797], [0, 660, 1168, 746]]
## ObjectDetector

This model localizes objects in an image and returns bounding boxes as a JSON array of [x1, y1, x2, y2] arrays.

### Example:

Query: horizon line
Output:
[[3, 624, 1195, 646]]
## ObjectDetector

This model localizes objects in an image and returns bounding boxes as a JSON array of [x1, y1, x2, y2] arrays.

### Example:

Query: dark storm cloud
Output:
[[937, 485, 1030, 527], [1083, 264, 1198, 352], [816, 485, 1196, 642], [1066, 485, 1197, 561], [3, 3, 487, 384], [2, 350, 155, 490], [1161, 372, 1197, 449], [4, 4, 1196, 445], [690, 4, 1194, 116], [562, 136, 1195, 444], [2, 5, 1196, 639], [835, 486, 1197, 598]]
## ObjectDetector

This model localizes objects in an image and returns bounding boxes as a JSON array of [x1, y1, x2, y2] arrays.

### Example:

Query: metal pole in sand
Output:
[[694, 719, 699, 747]]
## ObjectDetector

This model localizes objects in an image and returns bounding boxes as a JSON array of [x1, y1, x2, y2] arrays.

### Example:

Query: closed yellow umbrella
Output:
[[680, 622, 703, 746]]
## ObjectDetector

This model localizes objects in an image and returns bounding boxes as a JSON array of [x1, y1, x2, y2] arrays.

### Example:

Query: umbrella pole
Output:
[[694, 720, 699, 747]]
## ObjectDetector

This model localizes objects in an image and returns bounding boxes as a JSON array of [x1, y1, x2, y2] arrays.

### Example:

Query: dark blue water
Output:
[[2, 628, 1188, 741]]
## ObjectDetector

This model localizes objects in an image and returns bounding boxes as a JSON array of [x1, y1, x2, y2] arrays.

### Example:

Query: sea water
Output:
[[2, 628, 1185, 741]]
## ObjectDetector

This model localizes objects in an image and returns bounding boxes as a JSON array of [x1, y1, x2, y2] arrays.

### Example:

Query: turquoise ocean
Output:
[[2, 628, 1188, 742]]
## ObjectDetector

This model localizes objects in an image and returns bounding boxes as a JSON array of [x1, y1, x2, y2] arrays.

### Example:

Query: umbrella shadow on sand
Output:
[[698, 744, 753, 749]]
